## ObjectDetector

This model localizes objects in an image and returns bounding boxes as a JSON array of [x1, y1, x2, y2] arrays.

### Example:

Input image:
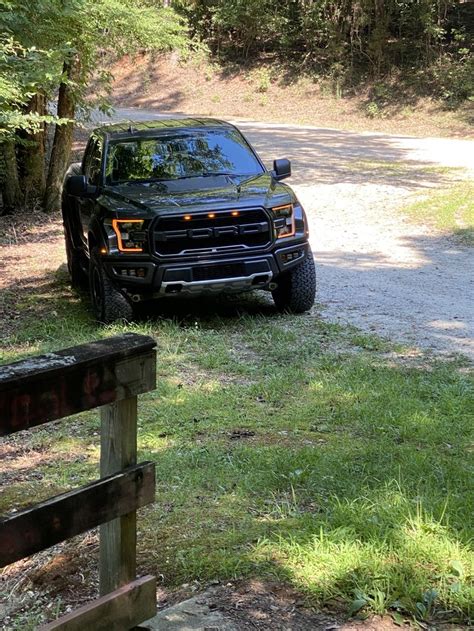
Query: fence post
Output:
[[0, 333, 158, 629], [99, 396, 138, 596]]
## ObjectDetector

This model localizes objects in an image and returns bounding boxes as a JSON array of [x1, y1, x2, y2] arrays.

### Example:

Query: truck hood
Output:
[[102, 173, 292, 214]]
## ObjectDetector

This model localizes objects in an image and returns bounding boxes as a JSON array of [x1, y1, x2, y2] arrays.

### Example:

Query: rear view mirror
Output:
[[273, 158, 291, 181]]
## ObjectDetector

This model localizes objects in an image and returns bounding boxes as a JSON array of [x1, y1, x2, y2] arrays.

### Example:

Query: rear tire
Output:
[[272, 254, 316, 313], [89, 248, 134, 323]]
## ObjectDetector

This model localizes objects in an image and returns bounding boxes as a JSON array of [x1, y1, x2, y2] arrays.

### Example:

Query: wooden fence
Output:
[[0, 333, 158, 630]]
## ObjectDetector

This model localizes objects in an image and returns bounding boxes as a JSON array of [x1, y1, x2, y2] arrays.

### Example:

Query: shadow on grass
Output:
[[1, 252, 472, 623], [136, 426, 472, 622], [213, 54, 473, 127], [453, 227, 474, 246]]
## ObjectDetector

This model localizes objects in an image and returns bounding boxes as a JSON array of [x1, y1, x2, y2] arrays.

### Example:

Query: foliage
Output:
[[174, 0, 474, 102], [0, 38, 67, 140], [0, 0, 187, 212], [428, 51, 474, 105], [1, 0, 187, 121]]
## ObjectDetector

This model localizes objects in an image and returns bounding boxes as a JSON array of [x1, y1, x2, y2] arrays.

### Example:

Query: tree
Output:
[[0, 0, 187, 213], [173, 0, 472, 87], [0, 36, 63, 213]]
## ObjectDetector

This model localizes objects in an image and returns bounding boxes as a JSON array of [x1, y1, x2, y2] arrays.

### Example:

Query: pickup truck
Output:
[[62, 118, 316, 322]]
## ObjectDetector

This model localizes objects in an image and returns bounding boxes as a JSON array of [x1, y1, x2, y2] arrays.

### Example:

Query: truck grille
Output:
[[153, 208, 270, 256], [192, 263, 246, 281]]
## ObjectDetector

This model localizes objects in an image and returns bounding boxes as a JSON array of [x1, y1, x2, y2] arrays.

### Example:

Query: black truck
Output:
[[62, 118, 316, 322]]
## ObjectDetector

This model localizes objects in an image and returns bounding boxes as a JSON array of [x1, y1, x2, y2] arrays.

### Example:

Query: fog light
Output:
[[282, 250, 303, 264], [117, 267, 147, 278]]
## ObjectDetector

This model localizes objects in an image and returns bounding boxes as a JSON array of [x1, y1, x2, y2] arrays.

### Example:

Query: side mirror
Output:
[[273, 158, 291, 181], [66, 175, 97, 197], [66, 175, 88, 196]]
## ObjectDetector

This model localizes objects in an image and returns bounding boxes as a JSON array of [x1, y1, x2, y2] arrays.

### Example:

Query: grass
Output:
[[1, 263, 473, 627], [403, 180, 474, 245], [346, 160, 459, 177]]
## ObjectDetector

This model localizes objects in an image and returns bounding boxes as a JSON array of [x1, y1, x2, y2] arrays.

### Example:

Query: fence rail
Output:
[[0, 333, 157, 630]]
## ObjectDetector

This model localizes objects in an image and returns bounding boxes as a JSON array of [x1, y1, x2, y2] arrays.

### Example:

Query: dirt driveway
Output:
[[97, 109, 474, 358]]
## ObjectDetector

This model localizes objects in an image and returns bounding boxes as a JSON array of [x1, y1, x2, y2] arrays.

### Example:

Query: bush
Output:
[[430, 52, 474, 106]]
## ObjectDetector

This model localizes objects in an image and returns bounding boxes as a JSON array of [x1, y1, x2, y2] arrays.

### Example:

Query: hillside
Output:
[[106, 53, 474, 138]]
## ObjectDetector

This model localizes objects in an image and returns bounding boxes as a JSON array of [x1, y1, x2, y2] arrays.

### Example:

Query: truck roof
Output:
[[92, 118, 235, 140]]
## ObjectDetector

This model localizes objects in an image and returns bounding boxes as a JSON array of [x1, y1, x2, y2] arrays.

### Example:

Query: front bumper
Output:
[[102, 241, 311, 298]]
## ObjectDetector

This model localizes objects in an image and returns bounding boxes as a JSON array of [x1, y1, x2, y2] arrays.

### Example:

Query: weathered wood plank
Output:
[[0, 462, 155, 567], [0, 334, 156, 435], [100, 397, 138, 595], [0, 334, 155, 386], [39, 575, 157, 631]]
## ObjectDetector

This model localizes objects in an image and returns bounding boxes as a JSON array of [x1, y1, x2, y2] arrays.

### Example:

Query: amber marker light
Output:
[[184, 215, 192, 221], [112, 219, 144, 252], [100, 247, 107, 255], [208, 213, 216, 219], [231, 211, 239, 217]]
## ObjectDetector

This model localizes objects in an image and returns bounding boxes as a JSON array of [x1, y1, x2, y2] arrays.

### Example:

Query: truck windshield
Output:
[[105, 129, 264, 184]]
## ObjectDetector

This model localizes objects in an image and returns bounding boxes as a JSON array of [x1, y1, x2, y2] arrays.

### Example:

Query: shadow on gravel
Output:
[[240, 125, 465, 187], [315, 231, 473, 357]]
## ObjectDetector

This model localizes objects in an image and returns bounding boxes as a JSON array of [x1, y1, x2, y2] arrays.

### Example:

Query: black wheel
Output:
[[65, 231, 87, 288], [272, 254, 316, 313], [89, 248, 134, 323]]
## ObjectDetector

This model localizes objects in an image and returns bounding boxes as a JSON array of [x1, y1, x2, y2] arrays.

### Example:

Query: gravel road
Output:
[[97, 108, 474, 358]]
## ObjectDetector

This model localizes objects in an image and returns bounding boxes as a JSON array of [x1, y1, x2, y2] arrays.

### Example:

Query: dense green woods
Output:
[[0, 0, 473, 214], [180, 1, 472, 73], [179, 0, 473, 100]]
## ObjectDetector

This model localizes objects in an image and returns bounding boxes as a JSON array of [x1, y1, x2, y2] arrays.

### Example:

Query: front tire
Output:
[[272, 254, 316, 313], [89, 249, 134, 323]]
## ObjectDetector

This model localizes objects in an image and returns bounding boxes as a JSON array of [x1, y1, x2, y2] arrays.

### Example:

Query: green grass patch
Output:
[[344, 160, 461, 178], [403, 180, 474, 244], [1, 286, 473, 626]]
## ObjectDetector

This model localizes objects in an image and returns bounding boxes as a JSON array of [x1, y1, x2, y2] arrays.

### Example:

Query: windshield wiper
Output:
[[198, 172, 236, 177], [113, 173, 241, 183], [154, 173, 235, 180]]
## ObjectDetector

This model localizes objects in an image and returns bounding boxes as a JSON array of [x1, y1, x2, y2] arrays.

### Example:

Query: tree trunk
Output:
[[1, 141, 22, 214], [19, 91, 47, 205], [43, 57, 80, 214]]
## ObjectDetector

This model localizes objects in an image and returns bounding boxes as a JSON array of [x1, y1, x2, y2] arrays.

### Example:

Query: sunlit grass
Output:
[[1, 282, 473, 626], [403, 180, 474, 244]]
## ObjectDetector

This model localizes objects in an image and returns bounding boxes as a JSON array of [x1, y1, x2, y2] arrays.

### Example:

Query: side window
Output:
[[83, 139, 103, 185]]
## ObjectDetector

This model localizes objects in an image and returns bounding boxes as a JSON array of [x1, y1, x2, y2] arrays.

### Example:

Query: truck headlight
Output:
[[273, 204, 295, 239], [112, 219, 146, 252]]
